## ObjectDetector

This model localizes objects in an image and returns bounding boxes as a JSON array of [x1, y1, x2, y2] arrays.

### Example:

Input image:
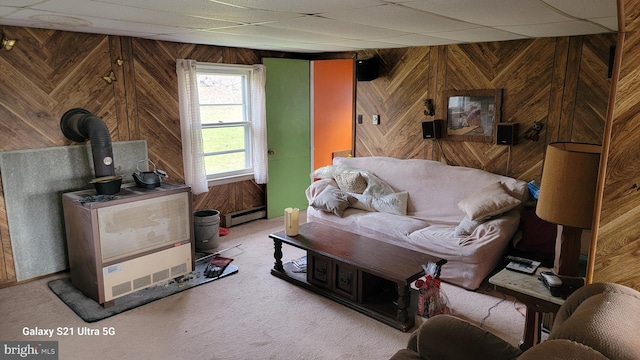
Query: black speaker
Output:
[[422, 120, 443, 139], [356, 57, 379, 81], [496, 123, 518, 145]]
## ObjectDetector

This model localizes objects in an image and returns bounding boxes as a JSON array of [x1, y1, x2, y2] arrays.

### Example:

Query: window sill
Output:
[[207, 174, 254, 187]]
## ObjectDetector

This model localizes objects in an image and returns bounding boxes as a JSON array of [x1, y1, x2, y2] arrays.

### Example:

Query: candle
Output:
[[284, 207, 299, 236]]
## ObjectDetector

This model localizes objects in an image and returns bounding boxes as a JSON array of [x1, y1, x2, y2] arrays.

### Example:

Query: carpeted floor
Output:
[[0, 213, 527, 360]]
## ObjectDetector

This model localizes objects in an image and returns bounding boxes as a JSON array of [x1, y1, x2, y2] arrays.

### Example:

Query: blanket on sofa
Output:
[[306, 157, 529, 290]]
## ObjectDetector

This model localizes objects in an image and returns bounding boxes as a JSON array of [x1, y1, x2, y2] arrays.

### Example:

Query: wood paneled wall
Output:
[[0, 24, 621, 287], [355, 35, 615, 183], [592, 0, 640, 290], [0, 26, 292, 285]]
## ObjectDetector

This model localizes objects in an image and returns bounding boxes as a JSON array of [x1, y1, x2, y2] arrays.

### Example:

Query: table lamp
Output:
[[535, 143, 601, 276]]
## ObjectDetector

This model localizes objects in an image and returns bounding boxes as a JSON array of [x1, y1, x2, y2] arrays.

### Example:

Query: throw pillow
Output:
[[351, 191, 409, 216], [310, 185, 357, 217], [312, 165, 357, 179], [454, 215, 490, 237], [457, 182, 522, 221], [334, 172, 368, 194]]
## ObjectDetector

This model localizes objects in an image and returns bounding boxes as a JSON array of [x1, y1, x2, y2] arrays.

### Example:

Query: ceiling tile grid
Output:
[[0, 0, 618, 53]]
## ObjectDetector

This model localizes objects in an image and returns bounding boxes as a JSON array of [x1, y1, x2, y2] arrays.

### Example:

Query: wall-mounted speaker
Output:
[[496, 123, 518, 145], [422, 120, 443, 139], [356, 57, 379, 81]]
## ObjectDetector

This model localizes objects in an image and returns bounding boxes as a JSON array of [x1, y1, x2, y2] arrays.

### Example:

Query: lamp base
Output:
[[554, 225, 582, 276]]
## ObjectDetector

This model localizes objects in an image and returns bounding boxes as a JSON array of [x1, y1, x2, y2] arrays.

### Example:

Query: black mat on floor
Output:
[[48, 261, 238, 323]]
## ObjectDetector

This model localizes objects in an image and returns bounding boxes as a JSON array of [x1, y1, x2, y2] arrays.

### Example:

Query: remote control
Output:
[[506, 255, 533, 265], [540, 271, 562, 287]]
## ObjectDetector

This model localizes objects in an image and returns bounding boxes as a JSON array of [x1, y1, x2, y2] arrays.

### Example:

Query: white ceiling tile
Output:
[[433, 27, 529, 43], [324, 3, 477, 34], [264, 15, 410, 40], [404, 0, 574, 27], [3, 9, 95, 29], [0, 6, 20, 17], [211, 25, 351, 44], [210, 0, 382, 14], [151, 31, 254, 47], [96, 0, 299, 23], [542, 0, 617, 20], [498, 20, 615, 38], [34, 0, 242, 29], [158, 30, 349, 53], [379, 33, 464, 47], [591, 16, 618, 31], [330, 38, 407, 50], [4, 8, 193, 34], [2, 0, 42, 6]]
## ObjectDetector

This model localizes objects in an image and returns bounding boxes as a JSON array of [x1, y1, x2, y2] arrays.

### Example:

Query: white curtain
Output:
[[176, 59, 209, 195], [251, 64, 268, 184]]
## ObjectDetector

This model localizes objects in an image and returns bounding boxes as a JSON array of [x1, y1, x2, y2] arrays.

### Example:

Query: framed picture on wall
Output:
[[444, 89, 502, 142]]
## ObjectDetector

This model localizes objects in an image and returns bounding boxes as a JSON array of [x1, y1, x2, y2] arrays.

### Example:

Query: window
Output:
[[177, 60, 267, 193], [196, 64, 254, 181]]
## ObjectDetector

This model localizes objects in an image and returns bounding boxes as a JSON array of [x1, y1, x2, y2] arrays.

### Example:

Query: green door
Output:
[[264, 58, 311, 218]]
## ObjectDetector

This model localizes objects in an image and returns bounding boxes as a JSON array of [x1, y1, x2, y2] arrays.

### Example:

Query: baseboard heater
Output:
[[221, 206, 266, 227]]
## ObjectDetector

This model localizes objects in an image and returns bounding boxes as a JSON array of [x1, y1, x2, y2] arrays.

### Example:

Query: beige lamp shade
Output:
[[536, 143, 601, 229]]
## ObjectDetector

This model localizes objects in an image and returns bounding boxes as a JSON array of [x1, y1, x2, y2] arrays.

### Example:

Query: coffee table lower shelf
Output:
[[271, 261, 417, 332]]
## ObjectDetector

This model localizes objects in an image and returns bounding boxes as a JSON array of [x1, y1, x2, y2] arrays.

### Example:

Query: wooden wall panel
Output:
[[0, 27, 116, 285], [355, 47, 432, 160], [355, 35, 615, 183], [572, 36, 611, 144], [593, 0, 640, 289]]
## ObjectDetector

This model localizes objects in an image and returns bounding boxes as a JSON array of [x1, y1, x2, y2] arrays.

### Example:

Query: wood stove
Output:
[[62, 182, 194, 307]]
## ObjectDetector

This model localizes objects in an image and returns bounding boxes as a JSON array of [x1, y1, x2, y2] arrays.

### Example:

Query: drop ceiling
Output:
[[0, 0, 618, 53]]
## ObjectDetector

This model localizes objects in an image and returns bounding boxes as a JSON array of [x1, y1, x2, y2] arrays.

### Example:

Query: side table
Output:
[[488, 268, 564, 351]]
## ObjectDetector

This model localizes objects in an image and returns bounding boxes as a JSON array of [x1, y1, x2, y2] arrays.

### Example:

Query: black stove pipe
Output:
[[60, 108, 115, 178]]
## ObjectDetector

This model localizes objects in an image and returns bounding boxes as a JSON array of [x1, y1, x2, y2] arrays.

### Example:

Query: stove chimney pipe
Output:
[[60, 108, 115, 178]]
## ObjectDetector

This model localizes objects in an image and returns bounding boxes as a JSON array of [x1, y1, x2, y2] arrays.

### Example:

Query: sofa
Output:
[[389, 282, 640, 360], [305, 156, 529, 290]]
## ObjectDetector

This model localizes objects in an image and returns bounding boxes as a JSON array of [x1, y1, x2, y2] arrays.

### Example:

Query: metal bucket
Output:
[[193, 210, 220, 251]]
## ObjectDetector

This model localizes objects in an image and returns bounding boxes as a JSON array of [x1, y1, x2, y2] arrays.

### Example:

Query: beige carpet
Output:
[[0, 213, 527, 359]]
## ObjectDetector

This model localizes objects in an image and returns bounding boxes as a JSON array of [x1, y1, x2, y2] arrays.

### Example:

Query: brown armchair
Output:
[[390, 282, 640, 360]]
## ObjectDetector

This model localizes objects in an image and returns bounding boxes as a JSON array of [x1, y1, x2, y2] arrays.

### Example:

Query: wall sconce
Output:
[[1, 31, 16, 51], [423, 99, 435, 116]]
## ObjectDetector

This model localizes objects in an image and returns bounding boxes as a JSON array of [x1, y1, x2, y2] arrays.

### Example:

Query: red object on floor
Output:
[[219, 227, 230, 236]]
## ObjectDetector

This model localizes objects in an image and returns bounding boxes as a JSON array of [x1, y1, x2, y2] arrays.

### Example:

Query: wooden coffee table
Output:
[[269, 222, 447, 331]]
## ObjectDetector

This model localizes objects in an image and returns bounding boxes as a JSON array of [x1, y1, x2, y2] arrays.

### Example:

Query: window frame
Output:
[[195, 63, 255, 185]]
